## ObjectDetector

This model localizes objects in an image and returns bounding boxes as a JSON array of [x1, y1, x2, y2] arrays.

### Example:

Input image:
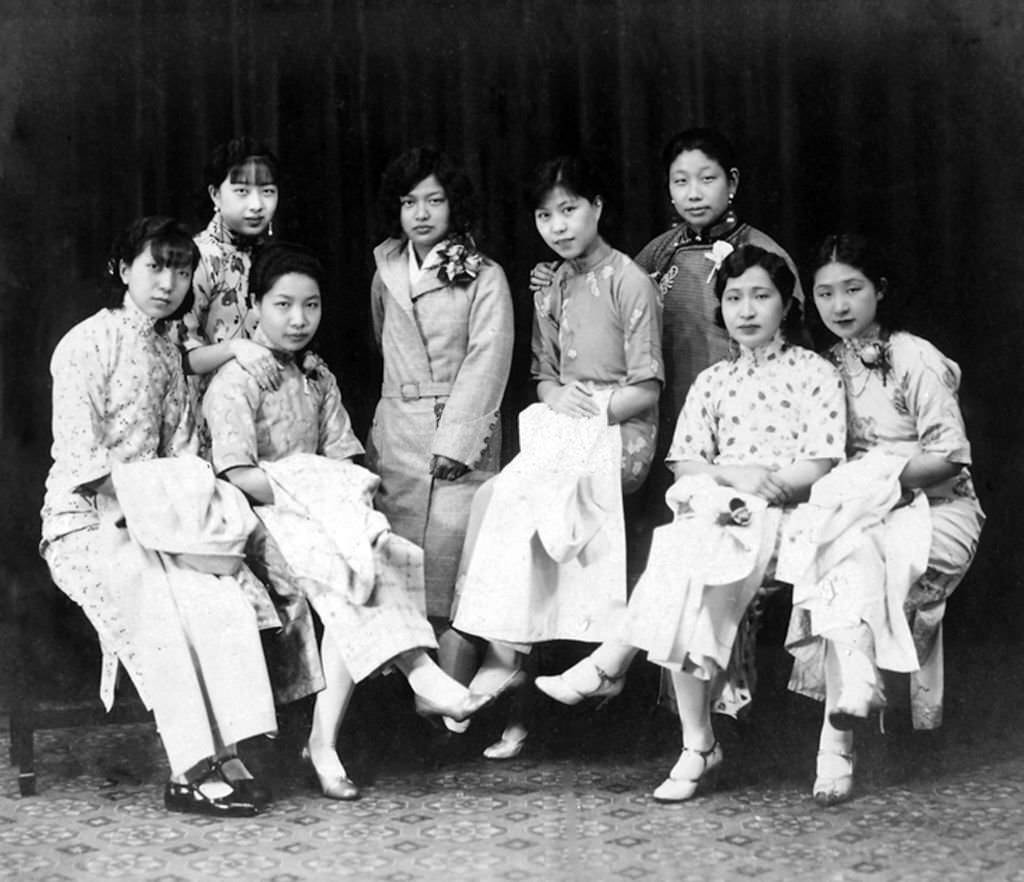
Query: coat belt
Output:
[[380, 381, 454, 401]]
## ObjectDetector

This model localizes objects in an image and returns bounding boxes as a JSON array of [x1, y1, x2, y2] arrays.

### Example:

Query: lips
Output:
[[412, 226, 433, 235]]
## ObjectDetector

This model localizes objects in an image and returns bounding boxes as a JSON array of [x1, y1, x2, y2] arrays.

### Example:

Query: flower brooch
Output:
[[704, 240, 735, 283], [437, 240, 484, 285]]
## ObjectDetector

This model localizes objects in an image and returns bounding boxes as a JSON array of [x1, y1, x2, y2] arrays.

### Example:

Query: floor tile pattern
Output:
[[4, 641, 1024, 881]]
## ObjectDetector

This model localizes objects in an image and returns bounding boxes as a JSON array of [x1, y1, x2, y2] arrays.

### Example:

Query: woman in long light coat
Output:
[[366, 147, 514, 704]]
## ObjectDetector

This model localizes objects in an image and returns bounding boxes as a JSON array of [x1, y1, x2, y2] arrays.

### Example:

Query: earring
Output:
[[268, 219, 274, 238], [215, 206, 224, 240]]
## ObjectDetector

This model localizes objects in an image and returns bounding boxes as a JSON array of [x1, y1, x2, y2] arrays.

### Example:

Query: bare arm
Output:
[[607, 380, 660, 426], [900, 452, 960, 491], [671, 458, 835, 507], [222, 465, 275, 505]]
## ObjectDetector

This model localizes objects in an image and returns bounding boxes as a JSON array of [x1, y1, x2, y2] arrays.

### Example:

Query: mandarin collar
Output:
[[734, 331, 787, 366], [119, 292, 162, 335], [566, 240, 614, 276], [203, 216, 267, 253], [674, 210, 741, 246], [251, 325, 298, 365]]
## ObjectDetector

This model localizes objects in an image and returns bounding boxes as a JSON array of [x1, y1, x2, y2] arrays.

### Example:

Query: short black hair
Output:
[[249, 241, 325, 302], [204, 136, 279, 190], [712, 244, 804, 342], [529, 154, 606, 210], [377, 146, 477, 241], [107, 216, 199, 321], [805, 233, 902, 348], [660, 128, 738, 177]]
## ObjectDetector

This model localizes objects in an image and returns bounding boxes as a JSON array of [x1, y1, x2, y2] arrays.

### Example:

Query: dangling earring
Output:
[[215, 206, 224, 240], [268, 219, 274, 238]]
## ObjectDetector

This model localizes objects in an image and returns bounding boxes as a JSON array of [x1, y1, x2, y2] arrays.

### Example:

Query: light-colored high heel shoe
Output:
[[534, 658, 625, 707], [652, 741, 723, 803], [301, 746, 360, 801], [813, 749, 855, 807], [482, 729, 528, 760], [414, 689, 495, 723]]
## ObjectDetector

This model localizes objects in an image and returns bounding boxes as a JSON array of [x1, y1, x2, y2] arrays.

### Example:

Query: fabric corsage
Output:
[[436, 238, 484, 285], [846, 337, 893, 385], [300, 351, 327, 394], [704, 240, 735, 283]]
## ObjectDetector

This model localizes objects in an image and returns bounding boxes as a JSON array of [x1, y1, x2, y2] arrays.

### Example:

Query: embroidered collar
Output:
[[734, 331, 787, 366], [674, 210, 741, 246], [252, 326, 325, 382], [252, 326, 296, 364]]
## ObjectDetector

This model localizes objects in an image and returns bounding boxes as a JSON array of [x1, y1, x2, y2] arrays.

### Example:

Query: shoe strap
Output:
[[680, 739, 719, 774]]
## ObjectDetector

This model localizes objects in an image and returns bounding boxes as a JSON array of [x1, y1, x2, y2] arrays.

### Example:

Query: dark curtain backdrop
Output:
[[2, 0, 1022, 638]]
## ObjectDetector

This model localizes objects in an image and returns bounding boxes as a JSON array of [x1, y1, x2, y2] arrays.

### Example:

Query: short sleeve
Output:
[[797, 357, 847, 461], [202, 366, 263, 474], [666, 367, 719, 464]]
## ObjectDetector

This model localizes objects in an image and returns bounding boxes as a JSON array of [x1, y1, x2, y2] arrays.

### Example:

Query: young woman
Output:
[[40, 217, 277, 816], [452, 155, 664, 759], [783, 234, 984, 806], [534, 129, 803, 515], [536, 245, 846, 801], [367, 147, 514, 721], [203, 242, 495, 801], [178, 136, 283, 390]]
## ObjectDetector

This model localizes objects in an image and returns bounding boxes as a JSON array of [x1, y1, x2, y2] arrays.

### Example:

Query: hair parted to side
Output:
[[107, 216, 199, 321], [805, 233, 902, 348], [712, 244, 804, 341], [377, 146, 478, 242], [249, 241, 326, 302], [203, 136, 279, 190], [528, 154, 607, 210], [660, 127, 738, 177]]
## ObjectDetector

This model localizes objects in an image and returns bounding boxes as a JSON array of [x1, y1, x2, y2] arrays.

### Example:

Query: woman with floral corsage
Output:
[[782, 234, 984, 807], [367, 147, 514, 721], [452, 155, 664, 760], [535, 245, 845, 802], [203, 242, 498, 800]]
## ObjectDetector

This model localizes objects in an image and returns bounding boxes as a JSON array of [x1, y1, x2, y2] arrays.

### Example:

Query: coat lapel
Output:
[[373, 239, 416, 318]]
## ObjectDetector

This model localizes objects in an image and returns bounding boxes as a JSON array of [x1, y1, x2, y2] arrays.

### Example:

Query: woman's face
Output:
[[257, 272, 322, 352], [120, 243, 193, 320], [812, 261, 882, 340], [668, 149, 737, 231], [400, 174, 451, 259], [534, 185, 603, 261], [720, 265, 786, 349], [209, 159, 279, 238]]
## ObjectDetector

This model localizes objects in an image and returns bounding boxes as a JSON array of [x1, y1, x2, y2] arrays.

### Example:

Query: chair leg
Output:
[[11, 715, 37, 796]]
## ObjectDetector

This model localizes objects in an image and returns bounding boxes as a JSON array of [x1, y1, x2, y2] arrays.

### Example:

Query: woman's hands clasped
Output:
[[430, 454, 469, 481]]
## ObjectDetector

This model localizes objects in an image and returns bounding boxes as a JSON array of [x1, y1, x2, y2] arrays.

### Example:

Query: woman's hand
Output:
[[430, 455, 469, 481], [544, 381, 602, 419], [718, 465, 792, 506], [231, 339, 282, 391], [529, 261, 558, 293]]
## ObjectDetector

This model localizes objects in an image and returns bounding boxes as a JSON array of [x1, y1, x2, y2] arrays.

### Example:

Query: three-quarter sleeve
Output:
[[616, 267, 664, 387], [901, 338, 972, 465], [48, 326, 114, 491]]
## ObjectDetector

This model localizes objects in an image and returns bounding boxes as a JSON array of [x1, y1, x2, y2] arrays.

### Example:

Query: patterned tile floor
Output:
[[4, 640, 1024, 881]]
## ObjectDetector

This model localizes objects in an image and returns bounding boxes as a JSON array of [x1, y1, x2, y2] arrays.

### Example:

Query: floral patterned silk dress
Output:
[[787, 331, 985, 729]]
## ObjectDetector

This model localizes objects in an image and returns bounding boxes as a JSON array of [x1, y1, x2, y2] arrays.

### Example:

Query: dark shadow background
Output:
[[1, 0, 1022, 691]]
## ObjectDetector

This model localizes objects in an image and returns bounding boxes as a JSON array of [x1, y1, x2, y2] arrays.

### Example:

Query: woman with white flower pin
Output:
[[536, 244, 845, 802], [367, 147, 514, 713], [452, 155, 664, 759], [783, 234, 984, 807]]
